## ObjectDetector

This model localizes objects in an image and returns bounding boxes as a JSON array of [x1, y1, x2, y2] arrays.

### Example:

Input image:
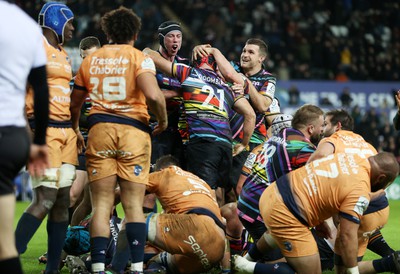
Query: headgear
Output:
[[158, 21, 182, 50], [192, 55, 217, 70], [271, 114, 293, 136], [38, 2, 74, 45]]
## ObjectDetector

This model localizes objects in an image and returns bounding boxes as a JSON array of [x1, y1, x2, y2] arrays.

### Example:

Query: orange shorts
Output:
[[86, 123, 151, 184], [47, 127, 78, 167], [336, 205, 389, 257], [259, 183, 318, 257], [154, 213, 225, 273]]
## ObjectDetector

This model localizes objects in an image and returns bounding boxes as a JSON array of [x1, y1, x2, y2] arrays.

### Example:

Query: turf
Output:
[[15, 200, 400, 273]]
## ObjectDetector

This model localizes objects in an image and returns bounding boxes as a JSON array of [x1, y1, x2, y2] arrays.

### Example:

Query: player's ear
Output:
[[336, 121, 342, 131]]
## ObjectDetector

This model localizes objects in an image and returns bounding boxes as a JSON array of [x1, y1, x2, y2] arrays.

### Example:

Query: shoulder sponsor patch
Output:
[[244, 153, 257, 169], [141, 57, 156, 71], [353, 195, 369, 215]]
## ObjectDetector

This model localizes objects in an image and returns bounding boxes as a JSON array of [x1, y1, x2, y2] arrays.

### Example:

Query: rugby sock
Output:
[[15, 212, 42, 254], [126, 222, 146, 272], [46, 220, 68, 272], [254, 262, 295, 274], [372, 254, 396, 273], [227, 234, 243, 255], [109, 230, 130, 272], [246, 244, 264, 261], [91, 236, 109, 272], [367, 230, 394, 257], [0, 257, 23, 274]]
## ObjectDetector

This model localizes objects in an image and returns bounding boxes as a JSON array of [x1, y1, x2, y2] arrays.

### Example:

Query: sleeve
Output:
[[74, 63, 88, 92], [242, 151, 257, 175], [172, 63, 192, 83], [137, 53, 157, 77], [339, 187, 370, 224], [259, 77, 276, 100], [32, 31, 47, 69], [28, 65, 49, 145]]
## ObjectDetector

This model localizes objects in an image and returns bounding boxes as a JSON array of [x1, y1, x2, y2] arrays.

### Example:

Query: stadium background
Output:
[[15, 0, 400, 197]]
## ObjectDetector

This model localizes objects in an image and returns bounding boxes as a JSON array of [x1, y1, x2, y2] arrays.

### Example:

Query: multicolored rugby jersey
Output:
[[155, 54, 189, 141], [238, 127, 316, 223], [230, 61, 276, 145], [173, 63, 242, 147]]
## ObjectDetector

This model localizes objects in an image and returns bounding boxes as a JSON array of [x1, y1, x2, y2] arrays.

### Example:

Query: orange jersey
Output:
[[320, 130, 377, 157], [26, 37, 73, 121], [148, 166, 222, 220], [278, 152, 371, 227], [74, 45, 155, 124]]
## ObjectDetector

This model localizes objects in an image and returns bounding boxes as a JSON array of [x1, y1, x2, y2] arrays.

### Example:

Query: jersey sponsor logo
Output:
[[89, 56, 130, 75], [354, 196, 369, 215], [183, 235, 211, 269], [193, 70, 225, 86], [51, 95, 70, 103]]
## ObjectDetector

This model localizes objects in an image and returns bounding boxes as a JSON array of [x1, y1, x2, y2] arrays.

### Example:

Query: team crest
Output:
[[134, 165, 143, 176], [283, 241, 292, 252]]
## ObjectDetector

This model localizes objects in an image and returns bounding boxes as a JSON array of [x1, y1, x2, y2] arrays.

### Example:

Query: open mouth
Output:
[[172, 45, 178, 50]]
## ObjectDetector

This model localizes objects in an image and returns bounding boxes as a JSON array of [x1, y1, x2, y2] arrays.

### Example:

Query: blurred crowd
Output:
[[16, 0, 400, 81], [15, 0, 400, 157]]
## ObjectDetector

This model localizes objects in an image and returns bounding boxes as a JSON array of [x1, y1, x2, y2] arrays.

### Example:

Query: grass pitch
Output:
[[15, 200, 400, 274]]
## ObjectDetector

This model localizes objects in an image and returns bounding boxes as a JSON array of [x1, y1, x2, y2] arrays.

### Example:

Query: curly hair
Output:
[[101, 6, 141, 44]]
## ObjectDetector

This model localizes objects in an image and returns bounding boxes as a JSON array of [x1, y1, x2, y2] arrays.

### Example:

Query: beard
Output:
[[310, 133, 323, 146]]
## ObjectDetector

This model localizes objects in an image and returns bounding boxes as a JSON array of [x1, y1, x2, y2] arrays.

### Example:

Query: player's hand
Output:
[[233, 143, 247, 157], [76, 131, 86, 154], [28, 144, 49, 177], [152, 120, 168, 136], [315, 220, 332, 239], [230, 83, 245, 95], [191, 44, 212, 60]]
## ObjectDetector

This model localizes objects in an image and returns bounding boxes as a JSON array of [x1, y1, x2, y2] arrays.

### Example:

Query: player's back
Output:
[[148, 166, 222, 220], [282, 152, 371, 227], [75, 44, 154, 124], [173, 64, 237, 145], [266, 127, 316, 183], [322, 130, 377, 157]]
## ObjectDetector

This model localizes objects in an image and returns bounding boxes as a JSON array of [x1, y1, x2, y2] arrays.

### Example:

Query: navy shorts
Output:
[[151, 128, 186, 171], [186, 138, 232, 189], [0, 127, 30, 195]]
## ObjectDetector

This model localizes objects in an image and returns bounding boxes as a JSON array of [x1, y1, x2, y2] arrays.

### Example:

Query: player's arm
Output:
[[336, 217, 360, 271], [28, 65, 49, 145], [232, 97, 256, 156], [247, 82, 272, 113], [143, 48, 174, 77], [70, 84, 88, 153], [307, 142, 335, 163], [138, 72, 168, 135], [27, 65, 50, 177]]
